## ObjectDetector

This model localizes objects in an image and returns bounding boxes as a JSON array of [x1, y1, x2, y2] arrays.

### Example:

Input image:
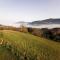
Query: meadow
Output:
[[0, 30, 60, 60]]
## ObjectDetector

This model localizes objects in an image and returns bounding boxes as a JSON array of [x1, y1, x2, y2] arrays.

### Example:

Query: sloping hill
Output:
[[30, 18, 60, 25], [0, 30, 60, 60], [28, 18, 60, 28]]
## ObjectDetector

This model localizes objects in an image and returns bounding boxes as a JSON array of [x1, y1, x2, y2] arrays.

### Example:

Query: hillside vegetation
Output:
[[0, 30, 60, 60]]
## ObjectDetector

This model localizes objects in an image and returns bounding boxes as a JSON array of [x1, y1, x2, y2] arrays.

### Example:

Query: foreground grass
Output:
[[0, 30, 60, 60], [0, 46, 17, 60]]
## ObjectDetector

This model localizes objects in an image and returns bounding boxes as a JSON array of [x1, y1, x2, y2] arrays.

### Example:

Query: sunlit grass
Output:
[[0, 30, 60, 60]]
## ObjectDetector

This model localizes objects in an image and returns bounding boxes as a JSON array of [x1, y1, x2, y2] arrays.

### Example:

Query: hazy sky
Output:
[[0, 0, 60, 25]]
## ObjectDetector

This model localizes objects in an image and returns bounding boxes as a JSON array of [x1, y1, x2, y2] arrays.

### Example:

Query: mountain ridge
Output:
[[29, 18, 60, 25], [16, 18, 60, 28]]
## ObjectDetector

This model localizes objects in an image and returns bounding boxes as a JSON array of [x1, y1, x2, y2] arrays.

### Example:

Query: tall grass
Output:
[[0, 30, 60, 60]]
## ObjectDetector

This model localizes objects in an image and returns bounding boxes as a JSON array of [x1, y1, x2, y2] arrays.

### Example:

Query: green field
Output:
[[0, 30, 60, 60]]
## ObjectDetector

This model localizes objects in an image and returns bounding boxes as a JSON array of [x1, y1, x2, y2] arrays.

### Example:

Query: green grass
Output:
[[0, 46, 17, 60], [0, 30, 60, 60]]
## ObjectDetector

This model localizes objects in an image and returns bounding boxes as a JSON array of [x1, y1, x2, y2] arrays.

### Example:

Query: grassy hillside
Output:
[[0, 30, 60, 60]]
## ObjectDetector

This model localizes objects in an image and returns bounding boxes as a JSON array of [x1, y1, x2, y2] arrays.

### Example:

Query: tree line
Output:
[[0, 25, 60, 42], [28, 28, 60, 42]]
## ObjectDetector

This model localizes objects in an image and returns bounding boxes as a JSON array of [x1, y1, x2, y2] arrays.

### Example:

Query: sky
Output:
[[0, 0, 60, 26]]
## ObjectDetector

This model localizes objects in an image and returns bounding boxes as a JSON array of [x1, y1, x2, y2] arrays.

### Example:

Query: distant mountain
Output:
[[16, 18, 60, 28], [30, 18, 60, 25]]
